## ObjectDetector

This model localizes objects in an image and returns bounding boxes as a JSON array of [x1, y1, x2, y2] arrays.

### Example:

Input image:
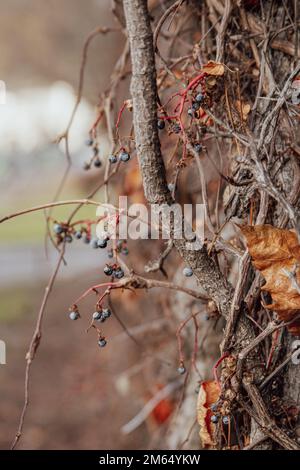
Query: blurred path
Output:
[[0, 243, 107, 286]]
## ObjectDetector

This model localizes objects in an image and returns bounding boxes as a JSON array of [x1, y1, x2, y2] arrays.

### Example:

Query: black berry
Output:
[[109, 154, 117, 164], [157, 119, 165, 130], [97, 238, 107, 249], [94, 158, 102, 168], [119, 150, 130, 162], [98, 338, 107, 348], [104, 265, 113, 276]]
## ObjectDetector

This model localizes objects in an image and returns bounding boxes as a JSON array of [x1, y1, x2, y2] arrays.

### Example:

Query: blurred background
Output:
[[0, 0, 159, 450]]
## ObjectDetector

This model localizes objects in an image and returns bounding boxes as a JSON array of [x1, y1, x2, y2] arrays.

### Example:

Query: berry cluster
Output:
[[69, 304, 112, 349], [108, 149, 131, 164], [209, 402, 230, 426], [103, 263, 124, 279], [187, 92, 205, 118], [83, 137, 102, 170]]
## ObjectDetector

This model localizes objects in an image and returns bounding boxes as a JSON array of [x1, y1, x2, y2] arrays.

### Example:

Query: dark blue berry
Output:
[[168, 183, 175, 192], [187, 108, 194, 117], [195, 93, 204, 103], [102, 308, 111, 319], [109, 154, 117, 164], [75, 231, 82, 239], [192, 101, 200, 111], [157, 119, 165, 130], [177, 365, 186, 375], [183, 267, 193, 277], [54, 223, 64, 234], [107, 249, 113, 259], [93, 311, 102, 321], [114, 268, 124, 279], [211, 414, 219, 423], [104, 265, 113, 276], [210, 402, 218, 412], [194, 143, 203, 153], [69, 311, 80, 321], [119, 151, 130, 162], [94, 158, 102, 168], [97, 238, 107, 249], [65, 234, 73, 243], [222, 416, 230, 425], [98, 338, 107, 348]]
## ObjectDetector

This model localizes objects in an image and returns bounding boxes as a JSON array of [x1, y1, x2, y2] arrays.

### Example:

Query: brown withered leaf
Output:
[[202, 61, 225, 76], [197, 380, 220, 448], [240, 224, 300, 334]]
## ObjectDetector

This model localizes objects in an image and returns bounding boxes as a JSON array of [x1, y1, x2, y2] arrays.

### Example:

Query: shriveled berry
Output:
[[173, 124, 181, 133], [97, 238, 107, 249], [107, 249, 113, 259], [177, 365, 186, 375], [211, 414, 218, 423], [104, 265, 113, 276], [102, 308, 111, 319], [83, 162, 90, 171], [119, 150, 130, 162], [94, 158, 102, 168], [74, 231, 82, 239], [98, 338, 107, 348], [195, 93, 204, 103], [93, 311, 102, 321], [183, 267, 193, 277], [69, 311, 80, 321], [90, 238, 99, 249], [192, 101, 200, 111], [157, 119, 165, 130], [54, 223, 64, 234], [109, 154, 117, 164]]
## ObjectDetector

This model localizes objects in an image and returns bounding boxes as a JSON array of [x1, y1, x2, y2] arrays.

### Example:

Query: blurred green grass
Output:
[[0, 286, 36, 323], [0, 188, 103, 243]]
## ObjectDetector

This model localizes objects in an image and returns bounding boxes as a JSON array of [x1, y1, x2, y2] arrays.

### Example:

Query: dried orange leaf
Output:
[[240, 224, 300, 334], [197, 380, 220, 448], [202, 61, 225, 76]]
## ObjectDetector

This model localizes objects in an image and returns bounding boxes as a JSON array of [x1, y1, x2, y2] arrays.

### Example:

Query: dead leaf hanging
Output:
[[240, 224, 300, 335], [197, 380, 220, 448]]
